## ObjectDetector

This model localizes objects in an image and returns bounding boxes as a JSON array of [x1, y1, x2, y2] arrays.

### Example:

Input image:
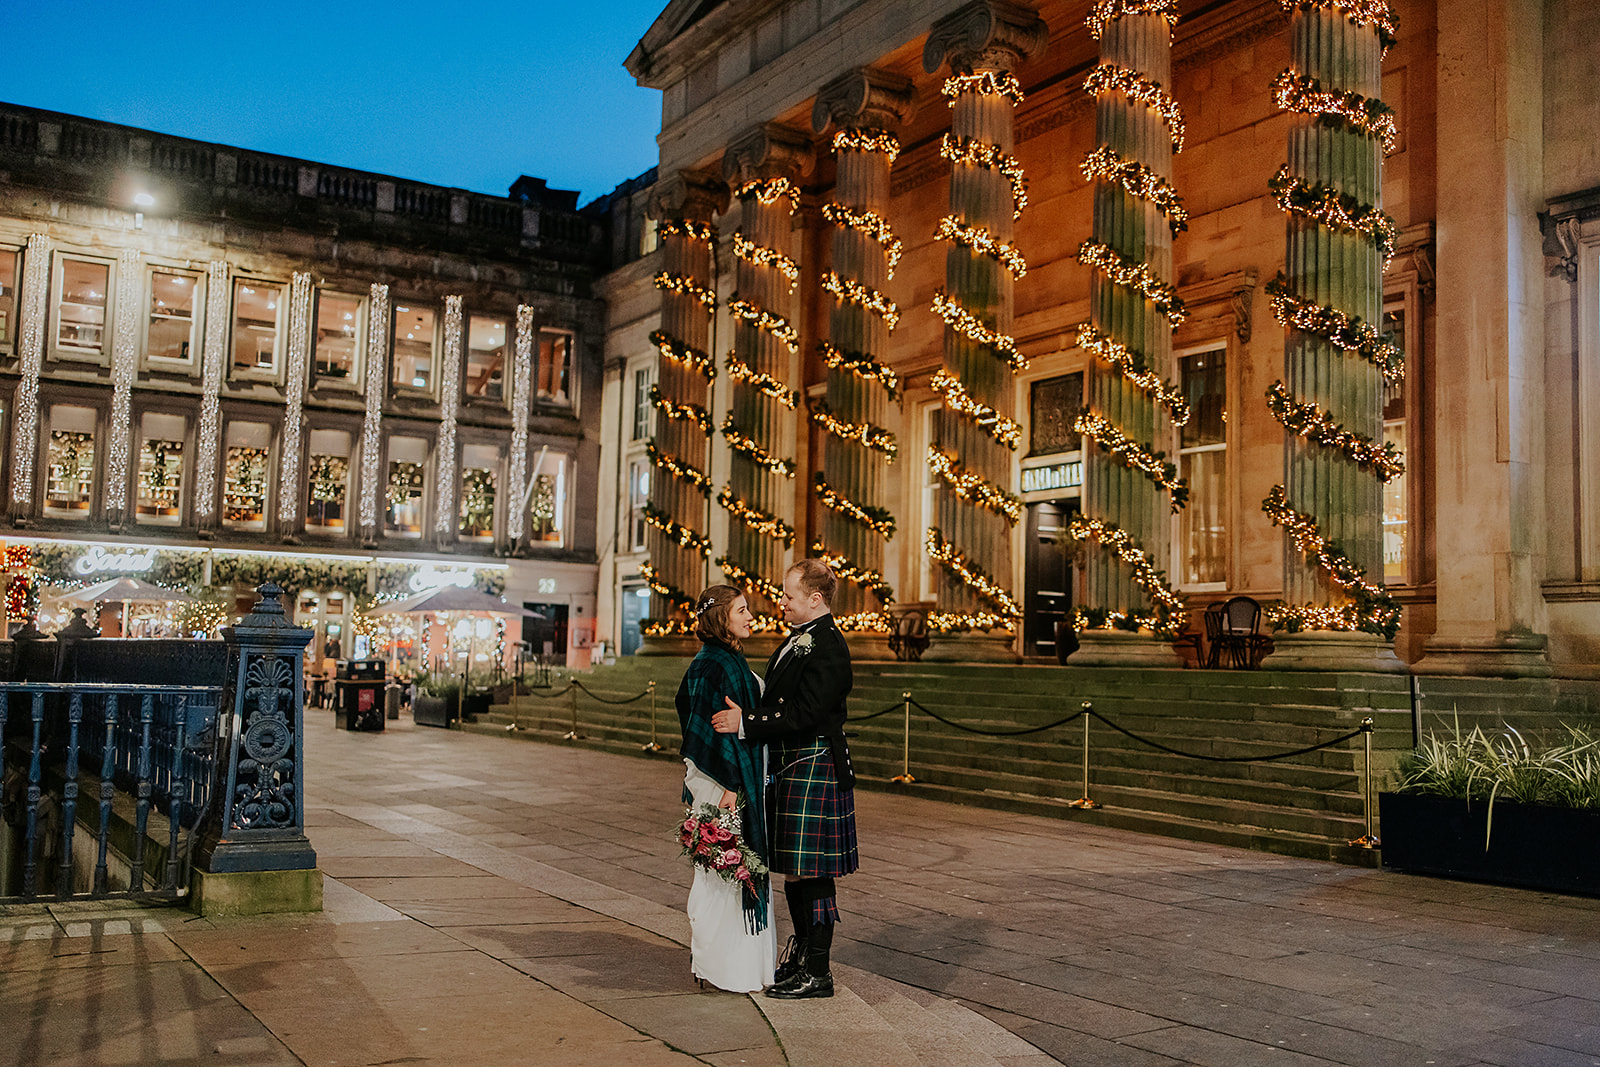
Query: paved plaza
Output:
[[5, 714, 1600, 1066]]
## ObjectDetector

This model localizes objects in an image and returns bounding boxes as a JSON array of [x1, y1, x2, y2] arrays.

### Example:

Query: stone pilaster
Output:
[[811, 69, 914, 635], [275, 271, 313, 541], [194, 260, 230, 536], [506, 304, 535, 545], [104, 248, 142, 528], [358, 282, 389, 545], [921, 1, 1044, 658], [719, 125, 813, 620], [434, 295, 463, 550], [9, 234, 51, 524]]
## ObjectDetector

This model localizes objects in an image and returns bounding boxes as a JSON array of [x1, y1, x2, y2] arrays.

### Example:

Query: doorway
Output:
[[522, 602, 569, 665], [620, 582, 647, 657], [1023, 500, 1077, 658]]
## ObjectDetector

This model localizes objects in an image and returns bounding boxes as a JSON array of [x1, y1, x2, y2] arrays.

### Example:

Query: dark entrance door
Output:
[[522, 602, 569, 664], [620, 583, 646, 657], [1023, 500, 1077, 658]]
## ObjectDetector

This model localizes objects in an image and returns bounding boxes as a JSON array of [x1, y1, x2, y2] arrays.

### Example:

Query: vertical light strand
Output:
[[193, 261, 231, 525], [435, 295, 463, 538], [10, 234, 53, 511], [507, 304, 535, 542], [276, 271, 313, 527], [105, 248, 142, 521], [359, 282, 389, 536]]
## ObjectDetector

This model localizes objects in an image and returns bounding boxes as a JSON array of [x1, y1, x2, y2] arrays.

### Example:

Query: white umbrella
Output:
[[56, 577, 195, 638], [368, 586, 521, 617]]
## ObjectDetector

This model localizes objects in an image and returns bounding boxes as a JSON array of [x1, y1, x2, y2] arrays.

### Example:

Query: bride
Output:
[[675, 585, 776, 991]]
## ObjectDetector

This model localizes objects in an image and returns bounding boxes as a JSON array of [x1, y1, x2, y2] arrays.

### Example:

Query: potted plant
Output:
[[412, 671, 461, 729], [1380, 719, 1600, 896]]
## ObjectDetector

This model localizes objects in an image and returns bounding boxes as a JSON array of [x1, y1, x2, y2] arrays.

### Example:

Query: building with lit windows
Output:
[[0, 102, 606, 665], [591, 0, 1600, 687]]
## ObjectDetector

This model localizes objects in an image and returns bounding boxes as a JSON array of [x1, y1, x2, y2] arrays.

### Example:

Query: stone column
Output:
[[1070, 0, 1187, 667], [434, 295, 464, 551], [358, 282, 389, 546], [811, 69, 914, 651], [719, 126, 813, 620], [922, 0, 1045, 662], [640, 170, 727, 650], [105, 248, 142, 530], [275, 272, 313, 543], [9, 234, 52, 525], [506, 304, 535, 548], [194, 261, 230, 538], [1259, 2, 1406, 673]]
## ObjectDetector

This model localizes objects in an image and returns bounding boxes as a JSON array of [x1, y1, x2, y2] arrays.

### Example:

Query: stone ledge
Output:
[[188, 867, 322, 918]]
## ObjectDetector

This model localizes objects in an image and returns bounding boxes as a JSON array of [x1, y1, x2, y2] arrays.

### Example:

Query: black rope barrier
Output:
[[571, 680, 652, 706], [513, 684, 578, 700], [907, 699, 1086, 737], [1083, 709, 1363, 764]]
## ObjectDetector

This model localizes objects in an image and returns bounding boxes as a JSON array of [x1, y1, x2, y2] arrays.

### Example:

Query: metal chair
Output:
[[1219, 595, 1271, 669], [887, 610, 929, 662], [1201, 602, 1227, 668]]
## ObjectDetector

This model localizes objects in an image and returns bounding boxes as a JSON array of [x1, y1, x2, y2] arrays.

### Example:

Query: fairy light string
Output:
[[1264, 278, 1403, 381], [1075, 240, 1186, 326], [821, 271, 900, 330], [1269, 165, 1397, 267], [931, 291, 1027, 371], [819, 342, 901, 400], [1266, 381, 1405, 481], [808, 541, 893, 602], [714, 556, 784, 604], [821, 205, 904, 275], [930, 370, 1021, 449], [832, 128, 901, 163], [925, 527, 1022, 624], [643, 505, 711, 557], [717, 487, 796, 546], [939, 136, 1027, 219], [1084, 62, 1185, 150], [810, 400, 897, 458], [1271, 70, 1398, 152], [726, 353, 800, 410], [1263, 486, 1401, 637], [1074, 324, 1191, 426], [649, 329, 716, 381], [935, 217, 1028, 280], [645, 442, 711, 496], [1068, 516, 1185, 637], [1080, 145, 1188, 234], [1087, 0, 1179, 40], [720, 417, 796, 478], [1075, 411, 1189, 510], [648, 385, 713, 433], [814, 473, 895, 539], [927, 447, 1023, 524]]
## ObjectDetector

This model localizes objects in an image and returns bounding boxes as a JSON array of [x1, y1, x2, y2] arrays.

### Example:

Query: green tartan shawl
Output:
[[676, 638, 769, 930]]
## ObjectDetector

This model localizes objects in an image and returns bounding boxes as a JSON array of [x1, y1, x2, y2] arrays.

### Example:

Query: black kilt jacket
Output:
[[741, 614, 855, 791]]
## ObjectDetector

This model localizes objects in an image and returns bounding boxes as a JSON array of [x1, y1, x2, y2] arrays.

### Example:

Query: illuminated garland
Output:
[[642, 618, 696, 637], [1266, 381, 1405, 482], [1269, 165, 1397, 266], [639, 562, 695, 609], [727, 298, 799, 353], [1075, 411, 1190, 510], [1084, 63, 1185, 151], [820, 205, 903, 276], [1068, 516, 1184, 636], [1087, 0, 1179, 39], [813, 473, 896, 538], [653, 271, 717, 311], [645, 442, 712, 496], [932, 291, 1027, 370], [832, 128, 901, 163], [929, 610, 1015, 633], [942, 71, 1024, 106], [927, 447, 1023, 524], [1074, 325, 1191, 426], [940, 135, 1028, 219], [726, 353, 800, 409], [648, 384, 713, 433], [717, 487, 796, 546], [1079, 145, 1188, 234], [930, 370, 1021, 448], [1262, 485, 1401, 637], [819, 343, 901, 400], [714, 556, 783, 604], [808, 541, 893, 602], [656, 219, 715, 244], [735, 177, 797, 213], [935, 217, 1027, 279], [833, 611, 893, 633], [1281, 0, 1398, 53], [720, 417, 796, 478], [821, 271, 900, 330], [810, 400, 897, 458], [643, 504, 711, 557], [1271, 70, 1397, 153], [1264, 276, 1404, 383], [925, 527, 1022, 621], [733, 232, 800, 288], [1075, 240, 1186, 326], [649, 329, 716, 380]]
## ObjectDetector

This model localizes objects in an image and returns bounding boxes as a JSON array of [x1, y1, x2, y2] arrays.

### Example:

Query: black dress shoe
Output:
[[765, 972, 834, 999], [773, 936, 807, 985]]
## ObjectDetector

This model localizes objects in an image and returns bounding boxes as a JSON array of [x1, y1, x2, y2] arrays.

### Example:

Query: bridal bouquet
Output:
[[675, 800, 768, 899]]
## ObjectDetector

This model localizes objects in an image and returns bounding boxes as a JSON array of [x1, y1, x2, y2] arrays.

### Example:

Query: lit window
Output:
[[391, 303, 437, 392], [1383, 305, 1408, 585], [146, 269, 200, 365], [314, 292, 365, 383], [465, 314, 508, 401], [222, 422, 272, 530], [631, 366, 654, 441], [460, 443, 501, 543], [537, 329, 573, 404], [54, 257, 112, 361], [627, 459, 650, 551], [0, 248, 18, 350], [135, 412, 187, 526], [527, 453, 567, 547], [45, 405, 97, 519], [385, 435, 428, 538], [231, 279, 283, 374], [1176, 346, 1227, 586], [307, 429, 352, 534]]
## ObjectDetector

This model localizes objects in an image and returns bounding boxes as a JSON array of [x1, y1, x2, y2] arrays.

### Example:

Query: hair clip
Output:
[[696, 596, 717, 614]]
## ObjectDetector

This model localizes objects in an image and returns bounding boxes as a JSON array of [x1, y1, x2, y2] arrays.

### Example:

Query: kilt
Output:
[[769, 739, 858, 879]]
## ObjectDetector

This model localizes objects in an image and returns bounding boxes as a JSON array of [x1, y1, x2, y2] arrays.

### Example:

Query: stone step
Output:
[[836, 967, 1027, 1067]]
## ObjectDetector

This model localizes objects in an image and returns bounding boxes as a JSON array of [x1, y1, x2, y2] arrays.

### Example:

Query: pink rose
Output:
[[713, 848, 741, 870], [734, 866, 751, 882], [710, 824, 735, 844]]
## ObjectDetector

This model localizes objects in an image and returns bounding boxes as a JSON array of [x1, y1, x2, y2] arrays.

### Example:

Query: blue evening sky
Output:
[[0, 2, 667, 205]]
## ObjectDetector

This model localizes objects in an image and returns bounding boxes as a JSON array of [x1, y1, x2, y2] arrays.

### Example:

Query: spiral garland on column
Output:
[[1263, 0, 1404, 640], [1073, 0, 1188, 638]]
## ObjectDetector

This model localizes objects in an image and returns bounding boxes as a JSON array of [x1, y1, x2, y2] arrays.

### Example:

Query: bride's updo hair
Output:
[[693, 585, 746, 650]]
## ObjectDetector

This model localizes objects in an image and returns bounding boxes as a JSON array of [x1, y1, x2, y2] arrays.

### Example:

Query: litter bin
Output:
[[335, 659, 387, 732]]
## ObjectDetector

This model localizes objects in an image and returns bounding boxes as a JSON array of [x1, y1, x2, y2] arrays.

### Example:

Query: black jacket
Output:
[[740, 614, 855, 790]]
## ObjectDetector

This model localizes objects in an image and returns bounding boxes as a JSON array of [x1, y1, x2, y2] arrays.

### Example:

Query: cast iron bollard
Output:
[[192, 582, 317, 877]]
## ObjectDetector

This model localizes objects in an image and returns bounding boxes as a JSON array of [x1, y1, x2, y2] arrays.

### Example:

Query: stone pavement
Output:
[[4, 714, 1600, 1067]]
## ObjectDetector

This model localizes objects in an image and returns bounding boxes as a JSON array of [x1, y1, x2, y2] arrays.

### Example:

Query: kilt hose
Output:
[[770, 739, 858, 922]]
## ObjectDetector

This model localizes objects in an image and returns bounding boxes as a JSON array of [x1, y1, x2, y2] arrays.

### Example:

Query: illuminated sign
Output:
[[1022, 461, 1082, 495], [73, 546, 156, 576], [408, 566, 476, 593]]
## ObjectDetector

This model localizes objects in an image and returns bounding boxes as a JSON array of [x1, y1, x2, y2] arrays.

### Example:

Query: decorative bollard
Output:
[[1349, 715, 1380, 849], [891, 692, 916, 784], [190, 582, 320, 916], [642, 680, 663, 752], [1067, 702, 1101, 810]]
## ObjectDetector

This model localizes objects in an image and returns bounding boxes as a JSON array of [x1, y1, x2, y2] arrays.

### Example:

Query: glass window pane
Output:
[[147, 270, 198, 363], [1177, 448, 1226, 584], [1180, 352, 1227, 448], [392, 304, 436, 391], [307, 454, 350, 531], [57, 259, 110, 356], [632, 367, 653, 441], [136, 438, 184, 525], [1028, 374, 1083, 456], [460, 467, 497, 541], [538, 330, 572, 403], [1383, 421, 1408, 584], [0, 250, 17, 346], [232, 281, 281, 372], [385, 459, 425, 537], [223, 444, 270, 530], [314, 293, 363, 381], [45, 426, 95, 518], [466, 315, 507, 401]]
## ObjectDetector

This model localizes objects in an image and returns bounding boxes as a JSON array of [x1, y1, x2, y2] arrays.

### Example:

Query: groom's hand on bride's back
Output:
[[712, 699, 742, 733]]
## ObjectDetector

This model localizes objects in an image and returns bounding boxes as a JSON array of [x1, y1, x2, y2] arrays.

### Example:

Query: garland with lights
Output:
[[818, 343, 901, 400], [643, 503, 712, 557], [638, 562, 696, 610], [820, 271, 900, 330], [924, 527, 1021, 625], [833, 610, 893, 633], [725, 354, 800, 409], [832, 129, 900, 162], [1073, 325, 1191, 425], [645, 442, 712, 496], [935, 218, 1027, 280], [1269, 166, 1396, 266], [942, 71, 1024, 106], [734, 177, 797, 212], [939, 136, 1027, 219], [716, 487, 796, 546], [1281, 0, 1397, 52], [813, 473, 895, 539], [931, 291, 1027, 371], [1074, 411, 1189, 509], [654, 271, 717, 311], [1270, 70, 1397, 152], [810, 400, 897, 458], [820, 205, 903, 274], [656, 218, 715, 244], [4, 544, 37, 624], [930, 370, 1021, 449], [1079, 146, 1188, 234], [1265, 381, 1405, 481], [1067, 516, 1185, 637], [719, 417, 796, 478], [927, 447, 1023, 524], [1263, 278, 1403, 381], [648, 384, 714, 433], [733, 232, 800, 288], [808, 541, 893, 603], [727, 298, 799, 352], [712, 556, 783, 605], [1075, 240, 1185, 325], [1262, 486, 1401, 637], [1087, 0, 1179, 40], [649, 329, 716, 381], [1083, 63, 1185, 150]]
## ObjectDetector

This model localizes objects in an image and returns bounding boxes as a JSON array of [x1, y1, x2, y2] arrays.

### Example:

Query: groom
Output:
[[712, 558, 856, 999]]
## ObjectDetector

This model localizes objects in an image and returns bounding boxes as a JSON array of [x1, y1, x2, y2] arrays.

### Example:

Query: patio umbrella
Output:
[[55, 577, 195, 638], [368, 586, 524, 617]]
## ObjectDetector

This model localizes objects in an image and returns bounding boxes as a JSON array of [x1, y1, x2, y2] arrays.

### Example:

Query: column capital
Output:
[[811, 67, 916, 135], [922, 0, 1047, 76], [722, 123, 814, 190], [646, 168, 728, 223]]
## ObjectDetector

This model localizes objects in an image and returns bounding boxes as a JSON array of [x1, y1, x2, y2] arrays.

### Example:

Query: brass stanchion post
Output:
[[642, 680, 663, 752], [506, 674, 521, 732], [563, 681, 582, 740], [1350, 715, 1379, 849], [891, 692, 916, 783], [1068, 701, 1101, 809]]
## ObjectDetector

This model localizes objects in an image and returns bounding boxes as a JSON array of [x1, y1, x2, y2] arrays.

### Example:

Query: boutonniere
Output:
[[790, 632, 815, 657]]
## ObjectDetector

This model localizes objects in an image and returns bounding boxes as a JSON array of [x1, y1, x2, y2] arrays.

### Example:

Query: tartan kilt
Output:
[[769, 739, 858, 878]]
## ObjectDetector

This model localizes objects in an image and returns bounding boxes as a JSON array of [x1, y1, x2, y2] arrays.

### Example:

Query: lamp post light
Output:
[[132, 191, 154, 229]]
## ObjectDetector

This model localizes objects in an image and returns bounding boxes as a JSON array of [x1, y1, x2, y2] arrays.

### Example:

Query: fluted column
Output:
[[811, 69, 914, 630], [719, 126, 813, 620], [1262, 1, 1404, 653], [922, 1, 1045, 648], [1074, 0, 1190, 647], [641, 171, 727, 639]]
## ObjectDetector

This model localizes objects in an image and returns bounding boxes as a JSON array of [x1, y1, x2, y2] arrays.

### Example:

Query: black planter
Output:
[[1380, 792, 1600, 897], [413, 693, 452, 728]]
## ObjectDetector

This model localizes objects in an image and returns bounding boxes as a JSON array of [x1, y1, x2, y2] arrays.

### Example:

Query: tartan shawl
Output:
[[676, 637, 769, 931]]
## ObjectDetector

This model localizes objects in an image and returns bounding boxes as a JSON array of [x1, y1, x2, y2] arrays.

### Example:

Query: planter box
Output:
[[1380, 792, 1600, 897], [413, 693, 453, 728]]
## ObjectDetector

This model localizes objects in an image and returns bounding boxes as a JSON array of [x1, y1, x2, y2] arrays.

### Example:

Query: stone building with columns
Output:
[[594, 0, 1597, 685], [0, 102, 607, 665]]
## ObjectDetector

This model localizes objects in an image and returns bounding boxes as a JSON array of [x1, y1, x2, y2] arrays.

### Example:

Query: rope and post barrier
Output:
[[1350, 715, 1379, 849], [563, 680, 582, 740], [1067, 701, 1101, 810], [891, 692, 915, 783], [505, 677, 522, 733], [642, 681, 663, 753]]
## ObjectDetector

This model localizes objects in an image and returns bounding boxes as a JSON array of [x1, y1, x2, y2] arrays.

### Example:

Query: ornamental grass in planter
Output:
[[1381, 719, 1600, 896]]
